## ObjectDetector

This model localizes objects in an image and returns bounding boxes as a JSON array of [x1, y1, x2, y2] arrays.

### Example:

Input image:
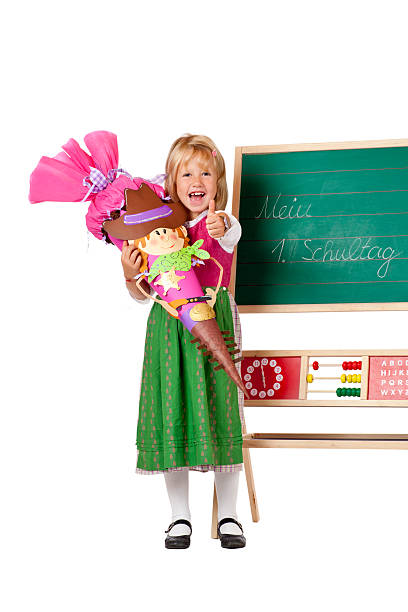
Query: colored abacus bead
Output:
[[357, 374, 361, 383], [312, 361, 319, 371], [341, 373, 346, 383], [307, 374, 314, 383], [347, 374, 352, 383], [336, 387, 361, 397], [342, 360, 362, 371]]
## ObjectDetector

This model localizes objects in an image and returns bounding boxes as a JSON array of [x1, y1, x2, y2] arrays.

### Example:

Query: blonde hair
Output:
[[164, 134, 228, 211]]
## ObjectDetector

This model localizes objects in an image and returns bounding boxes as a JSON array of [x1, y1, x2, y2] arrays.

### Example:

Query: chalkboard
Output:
[[231, 140, 408, 312]]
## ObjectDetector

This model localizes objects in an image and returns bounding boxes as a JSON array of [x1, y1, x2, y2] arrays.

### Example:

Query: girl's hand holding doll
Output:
[[121, 236, 178, 316], [121, 240, 143, 280], [121, 240, 151, 301]]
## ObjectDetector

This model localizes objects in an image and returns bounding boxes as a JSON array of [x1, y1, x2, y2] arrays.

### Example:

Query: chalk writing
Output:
[[254, 194, 403, 279], [255, 194, 312, 220], [270, 238, 286, 262], [301, 237, 402, 278]]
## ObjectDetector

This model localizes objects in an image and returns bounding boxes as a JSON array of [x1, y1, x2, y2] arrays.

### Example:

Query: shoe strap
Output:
[[165, 519, 192, 535], [217, 517, 243, 534]]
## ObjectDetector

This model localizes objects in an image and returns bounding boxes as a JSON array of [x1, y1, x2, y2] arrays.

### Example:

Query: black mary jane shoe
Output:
[[217, 518, 246, 549], [164, 519, 192, 549]]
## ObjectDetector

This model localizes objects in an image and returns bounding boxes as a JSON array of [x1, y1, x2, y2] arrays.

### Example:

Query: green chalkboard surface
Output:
[[232, 140, 408, 311]]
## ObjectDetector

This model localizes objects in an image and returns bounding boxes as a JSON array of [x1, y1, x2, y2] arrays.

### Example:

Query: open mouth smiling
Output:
[[189, 191, 206, 202]]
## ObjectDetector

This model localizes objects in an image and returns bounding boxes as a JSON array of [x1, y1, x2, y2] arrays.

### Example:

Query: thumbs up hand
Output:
[[206, 200, 225, 239]]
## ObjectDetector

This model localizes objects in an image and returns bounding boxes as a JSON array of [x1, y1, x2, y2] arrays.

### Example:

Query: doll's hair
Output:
[[135, 227, 190, 273], [164, 134, 228, 211]]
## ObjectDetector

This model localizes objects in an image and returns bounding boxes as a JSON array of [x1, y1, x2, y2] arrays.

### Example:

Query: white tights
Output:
[[164, 470, 242, 536]]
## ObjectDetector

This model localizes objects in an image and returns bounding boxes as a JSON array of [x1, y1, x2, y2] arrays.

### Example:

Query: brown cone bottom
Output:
[[190, 319, 250, 400]]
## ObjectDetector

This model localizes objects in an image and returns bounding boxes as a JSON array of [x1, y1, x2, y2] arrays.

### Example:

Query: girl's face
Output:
[[176, 155, 218, 220]]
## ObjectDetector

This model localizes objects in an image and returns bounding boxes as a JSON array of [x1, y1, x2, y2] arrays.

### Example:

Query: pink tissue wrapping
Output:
[[86, 176, 165, 250], [29, 130, 166, 250]]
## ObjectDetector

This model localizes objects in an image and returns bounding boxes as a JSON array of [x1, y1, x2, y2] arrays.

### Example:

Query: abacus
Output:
[[307, 360, 362, 397]]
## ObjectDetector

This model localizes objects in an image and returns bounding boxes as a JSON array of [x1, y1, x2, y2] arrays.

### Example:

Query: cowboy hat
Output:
[[103, 183, 187, 240]]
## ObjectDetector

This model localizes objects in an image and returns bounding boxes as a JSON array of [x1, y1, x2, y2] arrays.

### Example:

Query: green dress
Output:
[[135, 287, 244, 474]]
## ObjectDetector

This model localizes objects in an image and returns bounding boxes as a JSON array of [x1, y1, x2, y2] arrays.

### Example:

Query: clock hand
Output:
[[261, 364, 265, 389]]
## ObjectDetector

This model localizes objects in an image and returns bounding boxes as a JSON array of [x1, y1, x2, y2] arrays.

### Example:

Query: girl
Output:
[[122, 134, 246, 549], [29, 131, 246, 549]]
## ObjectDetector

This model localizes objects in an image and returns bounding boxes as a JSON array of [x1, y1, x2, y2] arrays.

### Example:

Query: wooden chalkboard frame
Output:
[[229, 138, 408, 312]]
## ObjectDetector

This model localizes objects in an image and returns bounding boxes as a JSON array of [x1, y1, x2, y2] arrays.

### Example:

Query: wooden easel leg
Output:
[[243, 445, 260, 522], [241, 415, 260, 522], [211, 482, 218, 539]]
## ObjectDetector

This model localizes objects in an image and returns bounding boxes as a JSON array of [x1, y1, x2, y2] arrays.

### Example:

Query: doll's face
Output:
[[138, 226, 186, 256], [176, 154, 218, 220]]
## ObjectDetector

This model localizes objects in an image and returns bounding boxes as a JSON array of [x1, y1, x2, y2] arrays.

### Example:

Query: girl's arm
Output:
[[126, 277, 152, 303]]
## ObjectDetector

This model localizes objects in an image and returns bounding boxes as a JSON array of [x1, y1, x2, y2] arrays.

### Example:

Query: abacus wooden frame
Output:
[[243, 349, 408, 407]]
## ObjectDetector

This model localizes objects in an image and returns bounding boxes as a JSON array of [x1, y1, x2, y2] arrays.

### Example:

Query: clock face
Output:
[[241, 356, 301, 400]]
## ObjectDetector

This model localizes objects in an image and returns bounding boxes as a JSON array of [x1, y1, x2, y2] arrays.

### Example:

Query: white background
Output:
[[3, 1, 408, 610]]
